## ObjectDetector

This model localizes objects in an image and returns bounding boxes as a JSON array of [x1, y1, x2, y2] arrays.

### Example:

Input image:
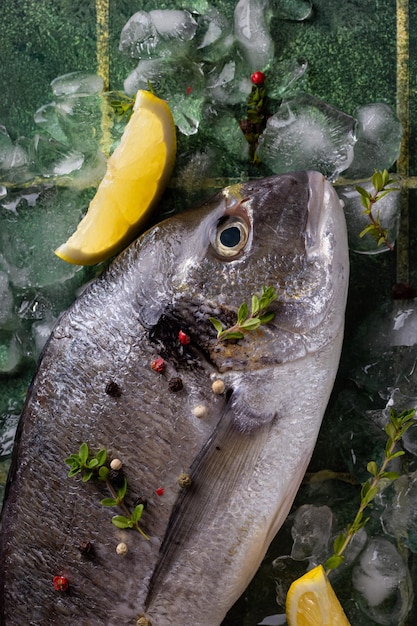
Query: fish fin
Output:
[[145, 391, 274, 608]]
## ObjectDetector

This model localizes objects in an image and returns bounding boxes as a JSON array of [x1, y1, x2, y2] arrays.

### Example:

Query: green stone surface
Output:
[[1, 1, 416, 624]]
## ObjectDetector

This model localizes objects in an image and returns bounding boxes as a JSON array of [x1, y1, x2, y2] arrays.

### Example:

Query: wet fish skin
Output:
[[0, 171, 348, 626]]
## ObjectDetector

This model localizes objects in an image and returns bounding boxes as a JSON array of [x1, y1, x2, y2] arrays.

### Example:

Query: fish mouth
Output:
[[305, 170, 339, 255]]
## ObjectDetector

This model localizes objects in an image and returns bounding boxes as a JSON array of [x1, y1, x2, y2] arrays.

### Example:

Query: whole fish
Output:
[[0, 171, 349, 626]]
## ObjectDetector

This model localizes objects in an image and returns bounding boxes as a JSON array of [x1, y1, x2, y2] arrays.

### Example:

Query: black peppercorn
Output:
[[79, 540, 93, 556], [105, 381, 122, 397], [168, 377, 183, 392]]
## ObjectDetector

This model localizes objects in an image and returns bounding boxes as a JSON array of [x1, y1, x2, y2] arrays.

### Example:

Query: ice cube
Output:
[[34, 102, 69, 145], [381, 472, 417, 551], [195, 6, 234, 62], [0, 126, 30, 183], [205, 108, 249, 160], [290, 504, 333, 564], [234, 0, 274, 71], [275, 0, 313, 21], [352, 537, 412, 625], [175, 148, 221, 207], [32, 313, 56, 358], [119, 11, 160, 58], [0, 272, 14, 328], [65, 150, 107, 190], [343, 103, 403, 179], [124, 58, 204, 136], [257, 615, 287, 625], [336, 178, 400, 254], [401, 420, 417, 457], [55, 93, 103, 153], [50, 72, 104, 97], [149, 10, 197, 42], [267, 58, 308, 100], [205, 59, 251, 105], [0, 334, 22, 374], [273, 555, 310, 608], [31, 134, 84, 178], [257, 93, 357, 181], [0, 186, 87, 289], [119, 10, 197, 60]]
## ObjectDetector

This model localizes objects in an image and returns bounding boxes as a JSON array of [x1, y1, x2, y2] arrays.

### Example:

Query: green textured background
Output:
[[1, 1, 416, 624]]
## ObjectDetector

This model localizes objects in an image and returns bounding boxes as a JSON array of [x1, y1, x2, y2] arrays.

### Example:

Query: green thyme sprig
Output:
[[65, 442, 149, 540], [108, 91, 135, 122], [355, 169, 400, 251], [209, 286, 277, 341], [239, 71, 269, 164], [108, 82, 155, 123], [325, 407, 416, 572]]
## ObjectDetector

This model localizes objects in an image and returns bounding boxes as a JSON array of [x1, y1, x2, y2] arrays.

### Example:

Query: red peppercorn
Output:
[[53, 575, 69, 591], [151, 358, 165, 373], [178, 330, 190, 345], [251, 71, 265, 86], [155, 487, 165, 496]]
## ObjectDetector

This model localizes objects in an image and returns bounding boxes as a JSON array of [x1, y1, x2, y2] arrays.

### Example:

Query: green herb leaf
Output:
[[258, 312, 275, 324], [361, 485, 378, 506], [117, 477, 128, 501], [359, 224, 378, 238], [209, 317, 224, 335], [372, 170, 383, 192], [367, 461, 378, 476], [240, 318, 261, 331], [333, 534, 346, 554], [220, 331, 245, 340], [259, 287, 276, 310], [101, 497, 118, 507], [210, 287, 277, 342], [96, 449, 107, 466], [387, 450, 405, 460], [132, 504, 144, 523], [355, 185, 370, 198], [68, 467, 81, 477], [251, 295, 260, 316], [385, 422, 397, 440], [237, 302, 249, 325], [82, 470, 94, 482], [381, 471, 400, 480], [325, 554, 344, 570], [79, 442, 89, 465], [99, 466, 110, 480], [65, 453, 80, 464], [112, 515, 133, 529]]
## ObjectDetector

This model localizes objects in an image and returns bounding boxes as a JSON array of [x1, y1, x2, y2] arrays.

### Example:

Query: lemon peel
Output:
[[55, 90, 176, 265], [286, 564, 351, 626]]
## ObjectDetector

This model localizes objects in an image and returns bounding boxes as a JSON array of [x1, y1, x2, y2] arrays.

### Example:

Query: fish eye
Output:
[[211, 216, 250, 258]]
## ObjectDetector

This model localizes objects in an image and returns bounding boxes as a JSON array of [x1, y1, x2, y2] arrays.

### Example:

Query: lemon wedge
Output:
[[55, 90, 176, 265], [286, 565, 351, 626]]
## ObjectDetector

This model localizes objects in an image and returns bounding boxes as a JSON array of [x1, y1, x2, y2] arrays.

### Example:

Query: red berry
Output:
[[186, 86, 192, 95], [251, 71, 265, 85], [151, 358, 165, 373], [155, 487, 165, 496], [178, 330, 190, 345], [53, 575, 69, 591]]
